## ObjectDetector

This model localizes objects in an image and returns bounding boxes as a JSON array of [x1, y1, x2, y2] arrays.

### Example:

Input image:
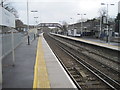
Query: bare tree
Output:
[[62, 21, 68, 35], [62, 21, 68, 26], [98, 7, 107, 17], [62, 21, 68, 30], [77, 19, 81, 23]]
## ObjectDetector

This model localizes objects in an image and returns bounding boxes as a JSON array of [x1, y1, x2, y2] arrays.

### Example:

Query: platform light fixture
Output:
[[77, 13, 86, 36], [70, 17, 75, 30], [101, 3, 115, 43], [27, 0, 30, 45]]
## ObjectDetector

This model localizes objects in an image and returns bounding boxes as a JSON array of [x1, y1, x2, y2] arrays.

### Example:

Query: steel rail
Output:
[[50, 34, 120, 74], [48, 34, 120, 90], [58, 44, 120, 90]]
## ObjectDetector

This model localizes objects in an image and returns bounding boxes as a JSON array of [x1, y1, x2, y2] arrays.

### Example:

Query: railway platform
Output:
[[2, 36, 37, 88], [33, 33, 76, 88], [51, 33, 120, 51], [2, 33, 76, 89]]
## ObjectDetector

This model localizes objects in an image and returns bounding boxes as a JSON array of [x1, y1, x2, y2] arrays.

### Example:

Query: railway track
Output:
[[52, 34, 120, 69], [43, 33, 120, 90], [49, 34, 120, 82], [58, 44, 120, 89]]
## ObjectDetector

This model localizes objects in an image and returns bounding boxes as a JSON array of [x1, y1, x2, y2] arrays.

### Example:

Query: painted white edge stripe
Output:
[[42, 34, 77, 88]]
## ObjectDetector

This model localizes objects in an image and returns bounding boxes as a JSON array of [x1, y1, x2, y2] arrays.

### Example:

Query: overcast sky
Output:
[[3, 0, 120, 25]]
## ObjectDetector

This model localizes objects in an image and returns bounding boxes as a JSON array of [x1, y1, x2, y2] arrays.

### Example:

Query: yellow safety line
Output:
[[33, 37, 50, 89]]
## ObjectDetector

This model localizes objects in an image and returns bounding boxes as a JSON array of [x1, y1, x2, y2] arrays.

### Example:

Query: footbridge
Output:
[[38, 23, 63, 29]]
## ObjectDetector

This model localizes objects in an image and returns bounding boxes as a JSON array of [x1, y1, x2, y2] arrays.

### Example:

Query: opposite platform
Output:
[[51, 33, 120, 51], [33, 33, 77, 88]]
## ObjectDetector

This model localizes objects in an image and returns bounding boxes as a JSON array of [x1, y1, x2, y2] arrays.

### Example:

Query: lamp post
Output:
[[1, 0, 3, 7], [33, 17, 38, 39], [119, 20, 120, 36], [99, 16, 102, 38], [34, 16, 38, 36], [1, 0, 6, 7], [27, 0, 30, 45], [70, 18, 74, 30], [31, 10, 38, 26], [34, 16, 38, 27], [77, 13, 86, 36], [31, 10, 38, 13], [101, 3, 114, 43], [59, 21, 62, 25], [31, 11, 38, 27], [117, 20, 120, 36]]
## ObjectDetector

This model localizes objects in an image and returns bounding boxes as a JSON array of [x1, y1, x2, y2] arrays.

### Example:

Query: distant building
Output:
[[118, 1, 120, 13], [15, 19, 26, 32]]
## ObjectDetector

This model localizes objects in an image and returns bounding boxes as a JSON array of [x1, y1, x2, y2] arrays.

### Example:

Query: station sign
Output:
[[0, 6, 15, 28]]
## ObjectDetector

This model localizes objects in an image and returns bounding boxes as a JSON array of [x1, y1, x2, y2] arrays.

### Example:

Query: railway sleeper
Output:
[[75, 78, 83, 82], [48, 34, 119, 89], [74, 67, 88, 78], [72, 75, 80, 78], [57, 35, 119, 66], [87, 77, 97, 81], [51, 34, 119, 64], [69, 71, 77, 75]]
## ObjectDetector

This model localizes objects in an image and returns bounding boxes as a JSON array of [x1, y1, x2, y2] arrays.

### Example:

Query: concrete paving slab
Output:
[[41, 36, 76, 88], [2, 38, 38, 88]]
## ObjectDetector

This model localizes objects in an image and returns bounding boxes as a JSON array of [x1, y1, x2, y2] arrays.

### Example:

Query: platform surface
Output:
[[33, 34, 77, 88], [51, 33, 120, 51], [3, 34, 77, 89], [2, 36, 37, 88]]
